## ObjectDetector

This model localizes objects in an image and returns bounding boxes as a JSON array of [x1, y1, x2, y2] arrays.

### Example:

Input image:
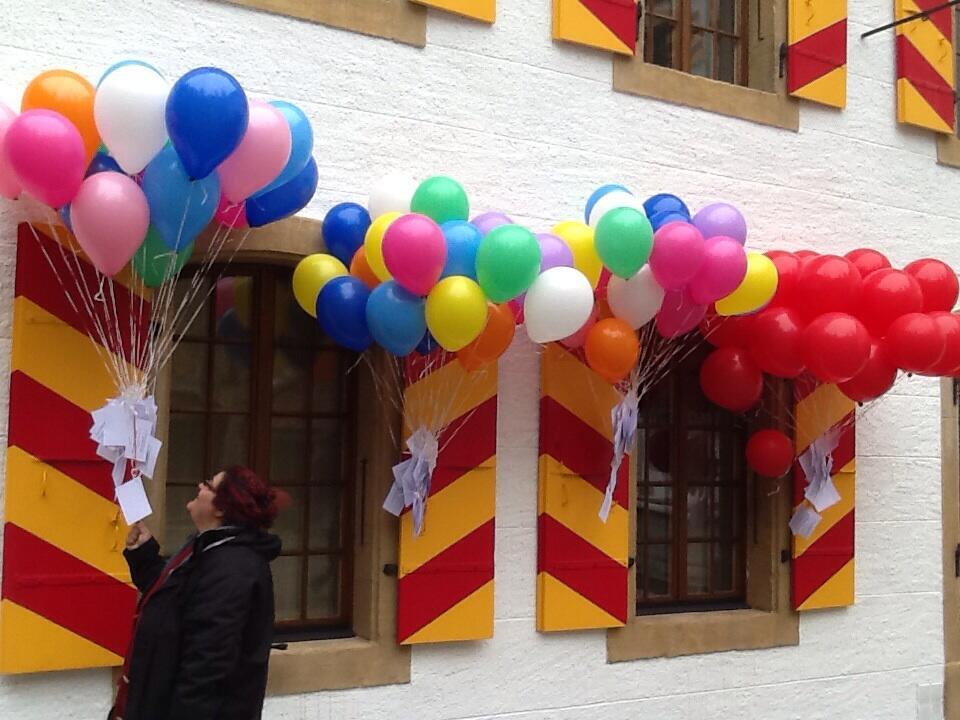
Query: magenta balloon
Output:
[[655, 289, 706, 338], [218, 100, 292, 203], [471, 211, 512, 236], [649, 221, 705, 291], [4, 109, 85, 208], [71, 171, 150, 276], [692, 202, 747, 244], [382, 213, 447, 296], [687, 236, 748, 305], [536, 233, 574, 272]]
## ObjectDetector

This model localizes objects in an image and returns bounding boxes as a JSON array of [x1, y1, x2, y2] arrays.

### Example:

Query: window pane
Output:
[[214, 276, 253, 330], [687, 542, 710, 594], [211, 344, 250, 412], [168, 413, 205, 483], [646, 544, 670, 596], [272, 348, 309, 413], [275, 280, 328, 347], [309, 486, 342, 551], [690, 30, 715, 78], [312, 351, 344, 414], [714, 487, 740, 540], [311, 419, 343, 484], [209, 414, 249, 470], [653, 0, 675, 17], [164, 485, 197, 551], [650, 17, 676, 69], [713, 542, 735, 592], [687, 486, 710, 540], [718, 0, 737, 32], [170, 342, 207, 411], [173, 278, 210, 338], [307, 556, 341, 619], [690, 0, 710, 27], [718, 34, 737, 84], [642, 486, 672, 540], [273, 486, 305, 552], [273, 556, 303, 622], [682, 430, 715, 484], [644, 429, 673, 482], [270, 417, 307, 485]]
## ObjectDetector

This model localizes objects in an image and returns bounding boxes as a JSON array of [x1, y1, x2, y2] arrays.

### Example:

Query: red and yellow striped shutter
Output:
[[396, 355, 497, 644], [896, 0, 955, 133], [552, 0, 637, 56], [537, 344, 629, 631], [791, 377, 856, 611], [787, 0, 848, 108], [409, 0, 495, 22], [0, 224, 144, 673]]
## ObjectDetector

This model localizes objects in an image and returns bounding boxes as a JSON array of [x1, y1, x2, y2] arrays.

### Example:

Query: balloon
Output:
[[93, 62, 169, 173], [293, 253, 348, 317], [363, 211, 401, 282], [246, 156, 318, 227], [98, 60, 156, 85], [838, 339, 898, 402], [132, 227, 194, 288], [699, 347, 763, 412], [441, 221, 482, 279], [715, 253, 779, 317], [928, 312, 960, 376], [59, 204, 72, 231], [537, 233, 575, 272], [795, 250, 818, 263], [584, 184, 628, 221], [648, 221, 705, 291], [594, 207, 654, 279], [746, 430, 794, 478], [70, 172, 149, 276], [217, 99, 291, 202], [692, 202, 747, 244], [323, 202, 372, 265], [560, 308, 597, 349], [366, 281, 427, 356], [369, 173, 417, 219], [747, 306, 805, 378], [350, 246, 381, 289], [858, 268, 923, 336], [596, 267, 613, 301], [411, 176, 469, 224], [141, 144, 220, 250], [214, 195, 248, 228], [553, 220, 602, 288], [425, 276, 488, 351], [585, 318, 640, 383], [508, 297, 525, 324], [655, 289, 706, 338], [905, 259, 959, 312], [476, 224, 541, 302], [801, 312, 871, 383], [416, 332, 439, 356], [700, 311, 754, 348], [165, 67, 248, 180], [457, 303, 516, 370], [687, 236, 748, 305], [0, 102, 21, 198], [254, 100, 313, 197], [884, 312, 945, 373], [587, 189, 644, 228], [766, 251, 801, 308], [86, 151, 123, 177], [316, 276, 372, 352], [643, 193, 690, 220], [845, 248, 891, 278], [471, 211, 512, 236], [4, 109, 86, 207], [382, 213, 447, 296], [649, 211, 690, 232], [523, 266, 595, 343], [607, 266, 666, 329], [22, 69, 99, 161], [795, 255, 862, 321]]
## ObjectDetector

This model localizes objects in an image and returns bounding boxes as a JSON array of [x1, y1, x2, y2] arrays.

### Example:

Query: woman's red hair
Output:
[[213, 466, 283, 531]]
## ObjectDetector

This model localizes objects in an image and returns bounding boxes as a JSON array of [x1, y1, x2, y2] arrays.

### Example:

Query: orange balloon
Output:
[[22, 69, 100, 161], [595, 297, 614, 320], [350, 247, 381, 289], [458, 303, 516, 371], [585, 318, 639, 383]]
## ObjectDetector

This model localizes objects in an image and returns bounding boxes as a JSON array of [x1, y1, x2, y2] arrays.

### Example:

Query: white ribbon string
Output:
[[600, 374, 640, 523], [383, 427, 439, 537], [789, 426, 842, 537]]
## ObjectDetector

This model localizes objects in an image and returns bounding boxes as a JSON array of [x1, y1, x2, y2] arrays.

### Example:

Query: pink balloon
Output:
[[214, 194, 248, 228], [649, 221, 705, 291], [71, 172, 149, 276], [218, 100, 292, 203], [4, 109, 85, 208], [561, 307, 597, 349], [687, 236, 748, 305], [382, 213, 447, 296], [656, 289, 706, 338], [0, 102, 22, 199]]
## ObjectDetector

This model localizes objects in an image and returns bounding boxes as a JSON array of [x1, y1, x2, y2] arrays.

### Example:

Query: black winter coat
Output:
[[114, 527, 281, 720]]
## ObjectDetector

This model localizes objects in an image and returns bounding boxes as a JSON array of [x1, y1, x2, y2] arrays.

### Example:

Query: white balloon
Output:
[[608, 266, 666, 329], [588, 190, 644, 228], [94, 64, 170, 174], [369, 173, 418, 219], [524, 266, 595, 343]]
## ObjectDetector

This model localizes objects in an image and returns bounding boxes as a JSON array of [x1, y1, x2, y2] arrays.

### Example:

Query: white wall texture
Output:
[[0, 0, 955, 718]]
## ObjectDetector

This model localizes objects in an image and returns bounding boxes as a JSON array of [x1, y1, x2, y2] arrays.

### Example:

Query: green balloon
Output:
[[410, 176, 469, 224], [476, 224, 541, 303], [595, 207, 653, 279], [132, 227, 194, 288]]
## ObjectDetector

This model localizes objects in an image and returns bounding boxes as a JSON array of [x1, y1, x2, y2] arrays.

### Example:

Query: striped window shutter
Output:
[[396, 355, 497, 644], [552, 0, 637, 56], [791, 377, 856, 611], [537, 344, 628, 631], [1, 224, 142, 673], [896, 0, 955, 134], [409, 0, 495, 22], [787, 0, 848, 108]]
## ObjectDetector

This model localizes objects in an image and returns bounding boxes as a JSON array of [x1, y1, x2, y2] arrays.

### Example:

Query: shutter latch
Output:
[[954, 544, 960, 578]]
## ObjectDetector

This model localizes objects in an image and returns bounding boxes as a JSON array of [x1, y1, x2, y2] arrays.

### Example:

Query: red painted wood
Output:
[[791, 511, 855, 608], [429, 395, 497, 496], [580, 0, 638, 49], [787, 20, 847, 92], [897, 34, 956, 129], [912, 0, 953, 41]]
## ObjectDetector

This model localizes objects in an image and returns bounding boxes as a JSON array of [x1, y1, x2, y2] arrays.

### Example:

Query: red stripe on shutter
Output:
[[792, 511, 855, 608], [787, 20, 847, 92], [896, 34, 956, 128]]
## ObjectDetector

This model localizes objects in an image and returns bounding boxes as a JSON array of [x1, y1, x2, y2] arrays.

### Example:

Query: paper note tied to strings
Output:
[[116, 477, 152, 524]]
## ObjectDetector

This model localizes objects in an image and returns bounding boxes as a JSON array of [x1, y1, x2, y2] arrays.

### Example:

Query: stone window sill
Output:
[[267, 636, 410, 694], [936, 134, 960, 169]]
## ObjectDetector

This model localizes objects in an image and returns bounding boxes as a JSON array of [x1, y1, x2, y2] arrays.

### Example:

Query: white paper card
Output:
[[141, 437, 163, 480], [789, 505, 822, 538], [116, 477, 152, 524]]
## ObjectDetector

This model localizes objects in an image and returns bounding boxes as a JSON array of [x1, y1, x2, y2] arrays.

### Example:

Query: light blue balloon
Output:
[[98, 59, 159, 87], [585, 184, 629, 223], [365, 281, 426, 357], [142, 145, 220, 251], [440, 220, 481, 280], [252, 101, 314, 198]]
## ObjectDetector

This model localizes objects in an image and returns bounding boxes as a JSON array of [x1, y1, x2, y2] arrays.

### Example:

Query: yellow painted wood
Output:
[[797, 559, 855, 610], [792, 470, 855, 556], [402, 581, 494, 644], [900, 0, 954, 84], [552, 0, 632, 56], [542, 343, 620, 441], [897, 78, 954, 134], [537, 572, 621, 631], [410, 0, 495, 22], [788, 0, 847, 44], [403, 361, 496, 444], [795, 383, 854, 454], [791, 65, 847, 108]]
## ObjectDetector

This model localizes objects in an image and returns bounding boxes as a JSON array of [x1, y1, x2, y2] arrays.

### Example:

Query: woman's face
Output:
[[187, 471, 225, 531]]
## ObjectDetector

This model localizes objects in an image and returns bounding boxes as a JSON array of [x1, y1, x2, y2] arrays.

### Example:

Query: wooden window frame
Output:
[[935, 5, 960, 168], [942, 379, 960, 718]]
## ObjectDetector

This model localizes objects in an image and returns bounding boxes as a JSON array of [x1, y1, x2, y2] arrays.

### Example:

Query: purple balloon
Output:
[[536, 233, 574, 272], [471, 211, 512, 236], [692, 203, 747, 244]]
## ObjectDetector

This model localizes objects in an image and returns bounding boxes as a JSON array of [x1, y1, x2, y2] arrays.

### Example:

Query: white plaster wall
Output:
[[0, 0, 954, 717]]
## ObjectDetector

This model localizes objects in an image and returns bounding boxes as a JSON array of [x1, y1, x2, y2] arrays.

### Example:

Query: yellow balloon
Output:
[[425, 276, 488, 351], [552, 220, 602, 288], [364, 211, 402, 282], [293, 254, 348, 317], [715, 253, 779, 317]]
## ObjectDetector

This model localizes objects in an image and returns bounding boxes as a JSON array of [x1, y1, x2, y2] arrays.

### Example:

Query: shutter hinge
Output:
[[382, 563, 398, 577], [628, 556, 636, 568], [780, 549, 791, 564], [778, 42, 788, 79], [953, 378, 959, 407], [954, 544, 960, 578]]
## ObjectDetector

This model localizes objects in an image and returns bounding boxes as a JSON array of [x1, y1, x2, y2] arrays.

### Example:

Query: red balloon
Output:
[[748, 306, 805, 378], [595, 267, 612, 301], [699, 346, 764, 412], [884, 312, 945, 373], [765, 251, 801, 309], [794, 250, 819, 269], [801, 312, 871, 383], [838, 340, 897, 402], [927, 312, 960, 376], [858, 268, 923, 336], [746, 429, 794, 478], [845, 248, 891, 278], [700, 310, 754, 348], [795, 255, 862, 321], [905, 259, 959, 312]]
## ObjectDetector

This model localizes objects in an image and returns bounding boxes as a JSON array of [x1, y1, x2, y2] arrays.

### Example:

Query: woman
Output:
[[109, 466, 282, 720]]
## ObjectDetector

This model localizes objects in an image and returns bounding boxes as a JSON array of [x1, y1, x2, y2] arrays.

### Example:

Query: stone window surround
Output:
[[941, 380, 959, 718]]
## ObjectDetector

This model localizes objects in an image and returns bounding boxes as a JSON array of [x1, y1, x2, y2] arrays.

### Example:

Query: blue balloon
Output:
[[323, 202, 371, 265], [366, 281, 426, 357], [585, 184, 629, 223], [165, 67, 248, 180], [649, 211, 690, 232], [440, 220, 482, 280], [253, 101, 314, 198], [316, 276, 372, 352], [142, 145, 220, 251], [59, 204, 72, 232], [85, 152, 123, 177], [246, 158, 318, 228], [643, 193, 690, 220], [416, 332, 439, 356]]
